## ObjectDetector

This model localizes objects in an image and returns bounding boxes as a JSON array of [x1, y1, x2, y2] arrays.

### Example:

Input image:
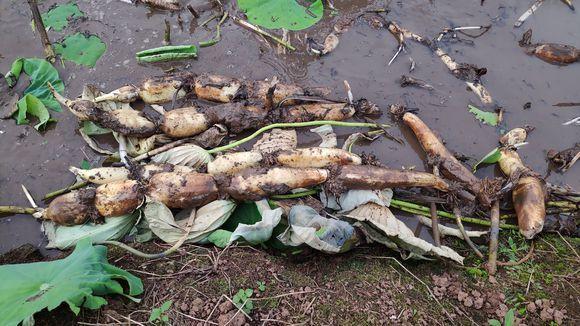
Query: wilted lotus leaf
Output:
[[144, 200, 236, 243], [345, 203, 464, 264], [151, 144, 212, 168]]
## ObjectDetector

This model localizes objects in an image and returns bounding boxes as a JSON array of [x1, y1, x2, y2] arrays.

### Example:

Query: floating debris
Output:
[[519, 29, 579, 65], [547, 143, 580, 172], [400, 75, 434, 91]]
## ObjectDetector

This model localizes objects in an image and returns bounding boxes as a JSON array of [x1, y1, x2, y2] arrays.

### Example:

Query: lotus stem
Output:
[[27, 0, 55, 62], [430, 166, 442, 247], [487, 201, 500, 275], [453, 207, 484, 258], [233, 17, 296, 51], [0, 206, 38, 215], [389, 199, 519, 230], [271, 189, 320, 199], [43, 181, 88, 200], [208, 121, 390, 154]]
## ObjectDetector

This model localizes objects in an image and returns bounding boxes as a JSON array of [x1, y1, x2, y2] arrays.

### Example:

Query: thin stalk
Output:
[[27, 0, 55, 62], [547, 201, 578, 210], [233, 17, 296, 51], [389, 199, 518, 230], [430, 166, 442, 247], [134, 138, 194, 161], [103, 239, 181, 259], [43, 181, 88, 200], [271, 189, 319, 199], [487, 201, 500, 275], [207, 121, 390, 154], [0, 206, 38, 215], [514, 0, 545, 28], [200, 14, 218, 27], [200, 11, 228, 47], [164, 19, 171, 45], [187, 4, 200, 18], [103, 206, 197, 259], [453, 207, 484, 258]]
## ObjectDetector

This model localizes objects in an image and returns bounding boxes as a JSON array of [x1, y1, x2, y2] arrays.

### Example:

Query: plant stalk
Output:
[[0, 206, 37, 215], [430, 165, 442, 247], [453, 207, 484, 258], [164, 19, 171, 45], [134, 138, 195, 161], [389, 199, 518, 230], [487, 201, 500, 275], [27, 0, 55, 62], [233, 17, 296, 51], [43, 181, 88, 200], [271, 189, 320, 199], [207, 121, 390, 154]]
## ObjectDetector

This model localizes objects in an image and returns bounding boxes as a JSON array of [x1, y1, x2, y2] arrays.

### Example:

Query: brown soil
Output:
[[1, 232, 572, 325]]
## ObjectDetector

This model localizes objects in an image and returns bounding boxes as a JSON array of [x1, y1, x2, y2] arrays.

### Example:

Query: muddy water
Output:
[[0, 0, 578, 254]]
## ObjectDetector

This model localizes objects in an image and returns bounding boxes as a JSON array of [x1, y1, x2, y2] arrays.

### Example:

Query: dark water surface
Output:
[[0, 0, 578, 254]]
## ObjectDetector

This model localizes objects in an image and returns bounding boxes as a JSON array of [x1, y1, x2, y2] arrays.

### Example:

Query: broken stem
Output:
[[27, 0, 55, 62], [103, 206, 197, 259], [164, 19, 171, 45], [233, 17, 296, 51], [186, 4, 199, 18], [453, 207, 484, 258], [43, 181, 88, 200], [389, 199, 519, 230], [271, 189, 320, 199], [0, 206, 38, 215], [134, 137, 195, 161], [207, 121, 390, 154], [514, 0, 545, 28], [200, 14, 218, 27], [200, 11, 229, 47], [547, 201, 578, 210], [430, 166, 442, 247], [487, 200, 500, 275], [387, 21, 493, 105]]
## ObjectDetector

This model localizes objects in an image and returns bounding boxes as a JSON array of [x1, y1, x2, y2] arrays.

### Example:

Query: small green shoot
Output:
[[499, 233, 529, 265], [257, 281, 266, 292], [466, 266, 488, 279], [232, 288, 254, 314], [488, 308, 515, 326], [148, 300, 172, 324]]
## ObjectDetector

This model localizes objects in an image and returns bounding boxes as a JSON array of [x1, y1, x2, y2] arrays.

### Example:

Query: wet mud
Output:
[[0, 0, 579, 253]]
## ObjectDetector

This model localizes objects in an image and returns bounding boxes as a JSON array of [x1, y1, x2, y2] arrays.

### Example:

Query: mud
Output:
[[1, 0, 579, 254]]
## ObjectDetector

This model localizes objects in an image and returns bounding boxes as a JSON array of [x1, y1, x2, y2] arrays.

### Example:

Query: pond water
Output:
[[0, 0, 578, 254]]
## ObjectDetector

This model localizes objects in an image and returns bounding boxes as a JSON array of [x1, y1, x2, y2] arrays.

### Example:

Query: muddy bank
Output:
[[1, 0, 579, 254]]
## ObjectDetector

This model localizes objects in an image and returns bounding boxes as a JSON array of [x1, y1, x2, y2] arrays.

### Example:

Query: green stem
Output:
[[200, 12, 228, 47], [199, 14, 218, 27], [389, 199, 518, 230], [233, 17, 296, 51], [547, 201, 578, 210], [207, 121, 390, 154], [43, 181, 88, 200], [0, 206, 37, 215], [271, 189, 319, 199]]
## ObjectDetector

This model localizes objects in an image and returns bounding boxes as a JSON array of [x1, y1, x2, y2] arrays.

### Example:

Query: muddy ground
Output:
[[0, 0, 579, 324]]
